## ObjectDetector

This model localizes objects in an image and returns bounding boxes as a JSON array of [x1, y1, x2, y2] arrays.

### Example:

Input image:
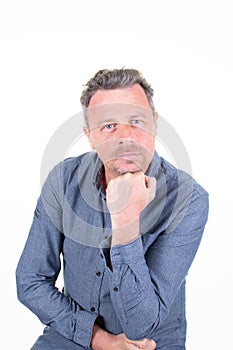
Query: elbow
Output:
[[124, 319, 159, 341], [16, 274, 28, 306], [123, 305, 160, 341], [15, 269, 37, 309]]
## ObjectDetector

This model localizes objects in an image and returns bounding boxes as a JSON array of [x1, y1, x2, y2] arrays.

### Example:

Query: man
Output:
[[16, 68, 209, 349]]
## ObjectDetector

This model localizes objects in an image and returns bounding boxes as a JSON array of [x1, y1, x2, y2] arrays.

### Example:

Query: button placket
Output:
[[89, 254, 104, 314]]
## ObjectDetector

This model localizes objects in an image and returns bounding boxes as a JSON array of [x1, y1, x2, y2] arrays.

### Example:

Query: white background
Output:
[[1, 1, 232, 349]]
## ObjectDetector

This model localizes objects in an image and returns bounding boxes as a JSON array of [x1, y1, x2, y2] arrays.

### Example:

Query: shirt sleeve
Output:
[[108, 190, 209, 341], [16, 165, 98, 348]]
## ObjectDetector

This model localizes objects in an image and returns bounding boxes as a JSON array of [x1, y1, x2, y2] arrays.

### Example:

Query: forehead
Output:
[[87, 103, 153, 127], [88, 84, 151, 109]]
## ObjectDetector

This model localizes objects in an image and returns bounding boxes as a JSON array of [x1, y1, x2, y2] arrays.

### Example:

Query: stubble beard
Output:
[[106, 156, 147, 177], [100, 142, 153, 179]]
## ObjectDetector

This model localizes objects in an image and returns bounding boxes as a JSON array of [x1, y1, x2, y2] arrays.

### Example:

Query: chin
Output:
[[106, 158, 147, 176], [116, 163, 143, 175]]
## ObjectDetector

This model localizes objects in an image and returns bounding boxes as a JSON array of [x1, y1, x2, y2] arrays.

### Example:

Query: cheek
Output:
[[145, 141, 155, 157], [88, 130, 104, 149], [95, 144, 115, 164], [92, 135, 115, 159], [138, 131, 155, 150], [140, 138, 155, 161]]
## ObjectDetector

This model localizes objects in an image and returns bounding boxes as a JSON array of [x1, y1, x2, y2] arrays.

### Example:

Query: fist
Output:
[[106, 172, 156, 229]]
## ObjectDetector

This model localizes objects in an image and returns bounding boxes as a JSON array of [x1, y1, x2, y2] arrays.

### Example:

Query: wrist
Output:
[[111, 213, 140, 228], [111, 217, 140, 246]]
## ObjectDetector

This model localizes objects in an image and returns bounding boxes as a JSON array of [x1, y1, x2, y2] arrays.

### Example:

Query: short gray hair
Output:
[[80, 68, 155, 125]]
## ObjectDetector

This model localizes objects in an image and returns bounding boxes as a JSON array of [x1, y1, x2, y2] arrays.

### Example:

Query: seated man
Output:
[[16, 68, 209, 349]]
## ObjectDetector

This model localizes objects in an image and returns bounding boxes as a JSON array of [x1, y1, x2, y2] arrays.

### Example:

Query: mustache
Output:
[[110, 143, 144, 158]]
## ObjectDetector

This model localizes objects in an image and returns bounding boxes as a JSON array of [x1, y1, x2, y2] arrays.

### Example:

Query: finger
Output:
[[106, 178, 133, 213], [129, 338, 156, 349]]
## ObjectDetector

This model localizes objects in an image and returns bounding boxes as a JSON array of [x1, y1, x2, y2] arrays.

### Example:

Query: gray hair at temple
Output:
[[80, 68, 155, 126]]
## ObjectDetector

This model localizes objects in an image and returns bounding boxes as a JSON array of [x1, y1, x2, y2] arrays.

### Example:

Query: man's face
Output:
[[84, 84, 157, 184]]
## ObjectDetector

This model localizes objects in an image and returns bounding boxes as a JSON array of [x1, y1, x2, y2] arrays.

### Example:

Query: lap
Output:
[[31, 326, 91, 350]]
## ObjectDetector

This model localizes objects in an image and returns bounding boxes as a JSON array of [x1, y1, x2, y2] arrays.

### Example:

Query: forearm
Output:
[[16, 269, 98, 347], [109, 237, 159, 340]]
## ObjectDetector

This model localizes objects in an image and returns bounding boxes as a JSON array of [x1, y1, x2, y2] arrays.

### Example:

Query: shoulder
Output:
[[158, 157, 209, 233], [47, 152, 98, 184], [158, 156, 209, 230]]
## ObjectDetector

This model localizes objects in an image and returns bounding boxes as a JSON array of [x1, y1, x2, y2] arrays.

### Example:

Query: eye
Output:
[[102, 123, 117, 132], [130, 119, 143, 126]]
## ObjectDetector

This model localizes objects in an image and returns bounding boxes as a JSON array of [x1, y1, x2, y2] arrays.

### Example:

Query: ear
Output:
[[83, 126, 95, 150]]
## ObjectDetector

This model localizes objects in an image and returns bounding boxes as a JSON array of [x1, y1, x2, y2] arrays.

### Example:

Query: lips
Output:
[[118, 153, 140, 161]]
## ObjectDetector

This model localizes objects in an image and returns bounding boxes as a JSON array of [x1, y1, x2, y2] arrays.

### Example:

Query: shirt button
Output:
[[90, 307, 96, 312], [113, 287, 119, 292], [96, 271, 101, 276]]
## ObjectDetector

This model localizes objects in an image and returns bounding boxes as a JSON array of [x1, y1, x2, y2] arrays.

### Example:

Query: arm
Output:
[[106, 172, 209, 340], [16, 168, 98, 348]]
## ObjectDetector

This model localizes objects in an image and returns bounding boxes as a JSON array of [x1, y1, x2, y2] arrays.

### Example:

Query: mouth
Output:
[[118, 153, 140, 161]]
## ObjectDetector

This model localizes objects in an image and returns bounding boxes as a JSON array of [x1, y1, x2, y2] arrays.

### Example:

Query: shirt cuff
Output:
[[110, 236, 144, 267], [73, 309, 98, 348]]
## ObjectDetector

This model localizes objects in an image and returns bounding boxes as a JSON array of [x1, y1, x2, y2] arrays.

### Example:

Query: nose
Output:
[[116, 123, 134, 143]]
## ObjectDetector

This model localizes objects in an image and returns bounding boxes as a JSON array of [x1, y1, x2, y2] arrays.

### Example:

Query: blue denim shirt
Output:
[[16, 151, 209, 349]]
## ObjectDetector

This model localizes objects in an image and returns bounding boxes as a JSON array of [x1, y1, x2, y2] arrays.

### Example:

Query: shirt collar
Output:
[[145, 151, 161, 179]]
